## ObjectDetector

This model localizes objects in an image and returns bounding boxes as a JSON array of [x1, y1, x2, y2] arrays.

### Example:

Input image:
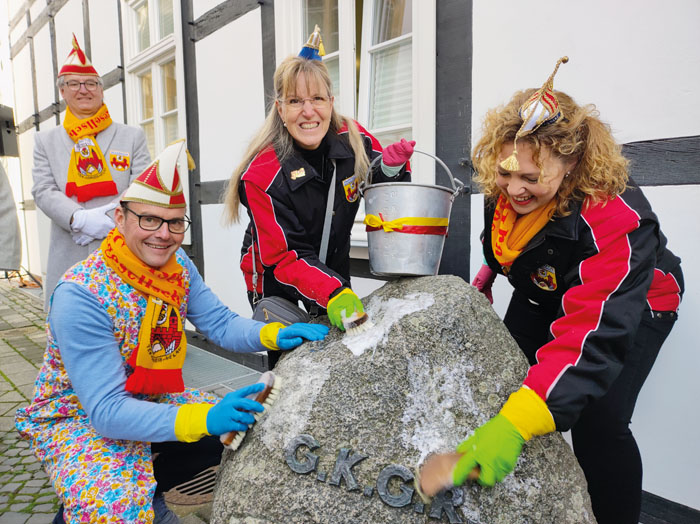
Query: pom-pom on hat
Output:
[[59, 34, 99, 77], [298, 24, 326, 61], [500, 56, 569, 172], [122, 139, 195, 209]]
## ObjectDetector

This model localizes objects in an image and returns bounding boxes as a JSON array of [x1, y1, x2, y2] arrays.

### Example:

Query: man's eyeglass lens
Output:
[[124, 207, 190, 233], [284, 96, 329, 109], [66, 81, 100, 92]]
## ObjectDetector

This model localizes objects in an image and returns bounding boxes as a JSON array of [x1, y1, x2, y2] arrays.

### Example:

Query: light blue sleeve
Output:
[[50, 283, 180, 442], [182, 254, 267, 353]]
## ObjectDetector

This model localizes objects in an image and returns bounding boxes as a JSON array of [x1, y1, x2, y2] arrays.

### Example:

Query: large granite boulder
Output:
[[211, 275, 595, 524]]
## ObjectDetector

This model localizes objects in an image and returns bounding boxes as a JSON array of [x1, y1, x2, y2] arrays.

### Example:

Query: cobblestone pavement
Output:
[[0, 278, 220, 523]]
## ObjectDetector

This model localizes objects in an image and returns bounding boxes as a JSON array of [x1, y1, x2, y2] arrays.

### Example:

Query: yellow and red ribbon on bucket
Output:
[[364, 213, 449, 236]]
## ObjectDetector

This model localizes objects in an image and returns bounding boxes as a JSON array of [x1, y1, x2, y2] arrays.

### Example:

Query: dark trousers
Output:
[[151, 435, 224, 493], [504, 290, 678, 524]]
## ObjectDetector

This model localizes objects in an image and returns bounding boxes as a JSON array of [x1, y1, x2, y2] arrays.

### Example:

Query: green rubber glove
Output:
[[326, 288, 363, 331], [453, 414, 525, 487]]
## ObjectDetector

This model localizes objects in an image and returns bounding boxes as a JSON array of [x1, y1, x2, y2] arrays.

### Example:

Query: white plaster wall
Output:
[[472, 0, 700, 145], [11, 46, 33, 124], [194, 8, 265, 310], [33, 25, 55, 112], [89, 0, 122, 76], [53, 0, 85, 63]]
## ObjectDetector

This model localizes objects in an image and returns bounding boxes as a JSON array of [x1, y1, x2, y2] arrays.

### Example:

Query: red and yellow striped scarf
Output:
[[64, 105, 117, 202], [491, 194, 556, 273], [101, 229, 187, 394]]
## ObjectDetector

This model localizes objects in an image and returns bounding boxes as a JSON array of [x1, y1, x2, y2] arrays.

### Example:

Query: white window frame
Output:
[[121, 0, 190, 241]]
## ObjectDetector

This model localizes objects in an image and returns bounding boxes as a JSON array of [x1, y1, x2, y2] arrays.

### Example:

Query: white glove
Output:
[[71, 202, 118, 239], [72, 233, 96, 246]]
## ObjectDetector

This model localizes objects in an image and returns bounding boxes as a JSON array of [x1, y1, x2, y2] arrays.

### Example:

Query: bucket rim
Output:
[[363, 181, 456, 195]]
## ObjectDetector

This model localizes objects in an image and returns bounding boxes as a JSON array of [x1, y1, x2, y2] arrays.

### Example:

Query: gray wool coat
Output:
[[32, 122, 151, 309], [0, 161, 21, 271]]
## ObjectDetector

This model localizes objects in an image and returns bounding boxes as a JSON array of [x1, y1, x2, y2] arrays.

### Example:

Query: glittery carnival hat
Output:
[[500, 56, 569, 171], [58, 34, 99, 77], [298, 24, 326, 61], [122, 140, 195, 209]]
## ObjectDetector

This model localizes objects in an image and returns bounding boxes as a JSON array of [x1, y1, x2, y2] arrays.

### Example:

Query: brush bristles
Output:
[[220, 372, 281, 450], [343, 312, 374, 336]]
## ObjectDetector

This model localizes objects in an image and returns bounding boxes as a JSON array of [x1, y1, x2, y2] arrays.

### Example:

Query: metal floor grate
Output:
[[183, 344, 260, 391]]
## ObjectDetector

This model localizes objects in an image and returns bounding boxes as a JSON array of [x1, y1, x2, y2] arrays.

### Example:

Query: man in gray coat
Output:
[[32, 35, 150, 309]]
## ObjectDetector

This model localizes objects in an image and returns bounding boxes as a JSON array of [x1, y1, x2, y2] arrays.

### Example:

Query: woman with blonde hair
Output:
[[224, 27, 412, 367], [421, 58, 683, 524]]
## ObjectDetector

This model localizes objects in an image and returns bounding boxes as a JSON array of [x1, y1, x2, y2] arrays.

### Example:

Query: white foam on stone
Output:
[[259, 359, 330, 452], [401, 356, 487, 463], [341, 292, 435, 357]]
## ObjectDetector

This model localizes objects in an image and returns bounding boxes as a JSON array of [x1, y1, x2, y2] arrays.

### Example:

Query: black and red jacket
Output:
[[483, 179, 683, 430], [239, 121, 410, 309]]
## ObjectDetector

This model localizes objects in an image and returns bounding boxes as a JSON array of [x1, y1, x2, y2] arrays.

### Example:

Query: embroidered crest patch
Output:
[[531, 264, 557, 291], [109, 151, 130, 171], [342, 174, 359, 202]]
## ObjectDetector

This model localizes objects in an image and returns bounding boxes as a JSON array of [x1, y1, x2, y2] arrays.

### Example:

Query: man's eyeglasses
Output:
[[122, 206, 191, 234], [65, 80, 101, 92], [281, 96, 330, 110]]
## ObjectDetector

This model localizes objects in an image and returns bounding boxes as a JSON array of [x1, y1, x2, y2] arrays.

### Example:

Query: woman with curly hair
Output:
[[421, 58, 683, 524]]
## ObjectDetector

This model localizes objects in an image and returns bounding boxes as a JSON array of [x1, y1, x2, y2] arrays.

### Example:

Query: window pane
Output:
[[161, 60, 177, 112], [325, 55, 340, 105], [304, 0, 339, 54], [158, 0, 174, 39], [137, 1, 150, 52], [369, 40, 411, 129], [141, 122, 155, 158], [163, 113, 178, 144], [372, 0, 412, 45], [140, 72, 153, 120]]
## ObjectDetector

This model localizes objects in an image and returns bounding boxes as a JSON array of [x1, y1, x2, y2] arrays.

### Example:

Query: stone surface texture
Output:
[[212, 276, 595, 524]]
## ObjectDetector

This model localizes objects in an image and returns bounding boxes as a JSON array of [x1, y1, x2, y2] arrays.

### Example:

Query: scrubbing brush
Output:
[[342, 310, 374, 336], [220, 371, 281, 450], [414, 452, 480, 501]]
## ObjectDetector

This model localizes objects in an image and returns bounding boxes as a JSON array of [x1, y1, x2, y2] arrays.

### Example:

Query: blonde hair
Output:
[[223, 56, 370, 224], [472, 89, 629, 216]]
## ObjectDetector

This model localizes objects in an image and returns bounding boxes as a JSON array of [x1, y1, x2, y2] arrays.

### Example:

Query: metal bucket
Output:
[[360, 149, 465, 276]]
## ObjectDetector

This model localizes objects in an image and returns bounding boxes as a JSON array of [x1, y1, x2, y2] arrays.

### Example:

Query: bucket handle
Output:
[[360, 148, 466, 197]]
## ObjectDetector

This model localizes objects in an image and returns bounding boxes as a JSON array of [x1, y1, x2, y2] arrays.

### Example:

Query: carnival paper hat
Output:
[[122, 139, 195, 209], [58, 34, 99, 77], [500, 56, 569, 171], [299, 24, 326, 61]]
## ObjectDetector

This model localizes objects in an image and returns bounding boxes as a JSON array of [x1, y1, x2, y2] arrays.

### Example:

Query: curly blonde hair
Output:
[[472, 89, 629, 216], [223, 56, 370, 224]]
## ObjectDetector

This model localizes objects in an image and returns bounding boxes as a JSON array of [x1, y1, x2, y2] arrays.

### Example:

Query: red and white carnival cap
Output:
[[122, 140, 191, 209], [59, 34, 99, 77]]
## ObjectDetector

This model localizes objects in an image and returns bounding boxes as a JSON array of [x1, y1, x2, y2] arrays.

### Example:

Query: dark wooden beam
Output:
[[181, 0, 205, 276], [116, 0, 128, 123], [191, 0, 261, 42], [259, 0, 276, 111], [196, 180, 227, 205], [623, 136, 700, 186], [435, 0, 472, 281], [640, 490, 700, 524]]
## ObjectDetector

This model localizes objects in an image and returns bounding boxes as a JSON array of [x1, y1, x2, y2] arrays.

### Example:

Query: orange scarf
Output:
[[101, 229, 187, 394], [64, 105, 117, 202], [491, 194, 556, 273]]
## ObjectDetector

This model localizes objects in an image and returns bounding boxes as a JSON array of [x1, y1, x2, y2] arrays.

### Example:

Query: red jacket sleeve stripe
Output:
[[646, 269, 682, 312], [524, 196, 641, 401]]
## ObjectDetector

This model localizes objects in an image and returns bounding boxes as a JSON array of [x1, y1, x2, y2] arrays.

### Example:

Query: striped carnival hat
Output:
[[59, 34, 99, 77], [500, 56, 569, 171], [298, 24, 326, 61], [122, 140, 195, 209]]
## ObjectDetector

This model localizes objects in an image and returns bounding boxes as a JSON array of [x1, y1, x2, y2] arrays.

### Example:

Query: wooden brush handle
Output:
[[221, 372, 276, 446]]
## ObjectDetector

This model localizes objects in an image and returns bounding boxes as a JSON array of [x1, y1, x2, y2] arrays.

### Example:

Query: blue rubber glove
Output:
[[277, 323, 329, 350], [206, 383, 265, 436]]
